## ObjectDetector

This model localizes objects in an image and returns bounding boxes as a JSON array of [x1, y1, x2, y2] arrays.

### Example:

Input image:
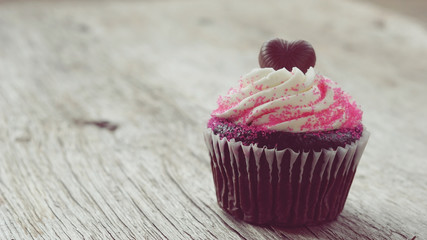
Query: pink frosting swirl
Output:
[[212, 67, 362, 132]]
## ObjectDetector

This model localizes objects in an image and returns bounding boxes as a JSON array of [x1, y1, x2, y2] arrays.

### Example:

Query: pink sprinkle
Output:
[[254, 84, 264, 91]]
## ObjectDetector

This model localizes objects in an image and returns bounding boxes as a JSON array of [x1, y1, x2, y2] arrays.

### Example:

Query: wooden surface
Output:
[[1, 0, 427, 239]]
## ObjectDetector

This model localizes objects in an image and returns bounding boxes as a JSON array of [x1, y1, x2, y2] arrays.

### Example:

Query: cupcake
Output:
[[204, 38, 369, 226]]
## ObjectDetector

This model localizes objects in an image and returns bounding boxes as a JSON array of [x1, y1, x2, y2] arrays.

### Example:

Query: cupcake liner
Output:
[[204, 128, 369, 226]]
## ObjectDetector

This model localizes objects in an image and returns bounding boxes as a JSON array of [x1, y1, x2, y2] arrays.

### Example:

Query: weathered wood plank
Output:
[[0, 0, 426, 239]]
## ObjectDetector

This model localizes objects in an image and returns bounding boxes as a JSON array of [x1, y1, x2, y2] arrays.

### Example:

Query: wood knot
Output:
[[74, 119, 119, 132]]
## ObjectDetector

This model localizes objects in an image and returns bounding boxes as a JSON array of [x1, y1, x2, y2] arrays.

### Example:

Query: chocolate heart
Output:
[[258, 38, 316, 72]]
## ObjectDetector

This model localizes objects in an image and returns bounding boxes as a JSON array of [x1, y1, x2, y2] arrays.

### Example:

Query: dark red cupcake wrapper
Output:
[[204, 129, 369, 226]]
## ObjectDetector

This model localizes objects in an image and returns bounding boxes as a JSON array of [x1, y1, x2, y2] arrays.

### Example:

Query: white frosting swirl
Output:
[[212, 67, 362, 132]]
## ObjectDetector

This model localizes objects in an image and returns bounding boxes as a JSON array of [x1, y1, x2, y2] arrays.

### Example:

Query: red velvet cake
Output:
[[204, 38, 369, 226]]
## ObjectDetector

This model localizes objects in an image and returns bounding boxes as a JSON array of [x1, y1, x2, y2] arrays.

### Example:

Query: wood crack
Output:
[[164, 166, 211, 220], [305, 226, 320, 239], [122, 169, 183, 234], [104, 226, 115, 240], [60, 149, 120, 239], [200, 202, 247, 240], [268, 227, 292, 240], [58, 180, 91, 214], [129, 198, 168, 240], [390, 230, 408, 239], [0, 193, 37, 240], [183, 230, 195, 240], [97, 159, 137, 240], [46, 204, 74, 240]]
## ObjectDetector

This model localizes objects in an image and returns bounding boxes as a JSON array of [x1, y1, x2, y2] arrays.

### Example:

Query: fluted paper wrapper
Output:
[[204, 129, 369, 226]]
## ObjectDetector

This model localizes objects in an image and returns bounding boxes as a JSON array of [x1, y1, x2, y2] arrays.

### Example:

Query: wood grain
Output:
[[1, 0, 426, 239]]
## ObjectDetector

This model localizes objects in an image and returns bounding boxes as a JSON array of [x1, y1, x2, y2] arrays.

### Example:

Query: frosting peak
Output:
[[212, 67, 362, 133]]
